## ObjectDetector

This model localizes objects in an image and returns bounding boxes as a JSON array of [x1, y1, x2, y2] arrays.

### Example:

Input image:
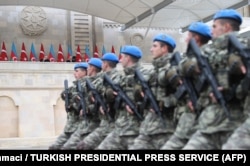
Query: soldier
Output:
[[48, 62, 88, 150], [61, 58, 102, 149], [161, 22, 212, 149], [76, 53, 121, 150], [129, 34, 178, 149], [96, 45, 148, 150], [182, 9, 247, 149]]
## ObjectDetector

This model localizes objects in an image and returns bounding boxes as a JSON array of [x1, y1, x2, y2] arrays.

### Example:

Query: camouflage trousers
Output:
[[222, 117, 250, 149], [182, 130, 233, 149], [183, 103, 246, 150], [77, 124, 114, 150], [128, 133, 172, 150], [48, 132, 72, 150], [161, 112, 198, 150], [96, 130, 137, 150], [61, 129, 90, 150]]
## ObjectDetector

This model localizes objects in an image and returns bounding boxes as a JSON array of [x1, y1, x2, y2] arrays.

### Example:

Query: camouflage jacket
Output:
[[72, 75, 101, 135], [197, 32, 247, 133], [98, 68, 123, 131], [115, 63, 148, 136], [61, 80, 80, 133], [139, 54, 176, 135]]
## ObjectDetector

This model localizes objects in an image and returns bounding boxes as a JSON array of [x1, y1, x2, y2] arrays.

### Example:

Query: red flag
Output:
[[93, 45, 99, 58], [75, 45, 82, 62], [111, 45, 115, 54], [0, 41, 8, 61], [20, 42, 28, 61], [57, 44, 64, 62], [39, 43, 45, 61]]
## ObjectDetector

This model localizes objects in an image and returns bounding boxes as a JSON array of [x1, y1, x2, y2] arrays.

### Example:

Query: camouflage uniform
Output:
[[96, 63, 145, 150], [129, 55, 177, 149], [222, 80, 250, 149], [61, 74, 101, 149], [161, 51, 208, 149], [183, 32, 247, 149], [76, 69, 122, 150], [48, 80, 80, 150]]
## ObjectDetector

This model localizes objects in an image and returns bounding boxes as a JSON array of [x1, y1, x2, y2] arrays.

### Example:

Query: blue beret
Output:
[[188, 22, 212, 39], [74, 62, 88, 70], [153, 34, 176, 49], [88, 58, 102, 69], [102, 53, 119, 63], [121, 45, 142, 59], [213, 9, 242, 25]]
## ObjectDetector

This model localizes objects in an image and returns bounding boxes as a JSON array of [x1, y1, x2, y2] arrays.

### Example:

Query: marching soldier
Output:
[[161, 22, 212, 149], [61, 58, 102, 149], [96, 45, 148, 150], [48, 62, 88, 150], [183, 9, 247, 149], [129, 34, 178, 149], [76, 53, 122, 150]]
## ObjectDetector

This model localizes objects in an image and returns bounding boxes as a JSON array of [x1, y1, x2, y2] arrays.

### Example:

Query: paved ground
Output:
[[0, 137, 56, 150]]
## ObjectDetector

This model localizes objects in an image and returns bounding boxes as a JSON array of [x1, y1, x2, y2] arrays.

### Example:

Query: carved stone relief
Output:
[[130, 33, 144, 47], [20, 6, 48, 36]]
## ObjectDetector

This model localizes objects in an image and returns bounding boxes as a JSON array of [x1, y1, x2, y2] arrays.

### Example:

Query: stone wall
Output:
[[0, 62, 75, 138], [0, 61, 151, 139]]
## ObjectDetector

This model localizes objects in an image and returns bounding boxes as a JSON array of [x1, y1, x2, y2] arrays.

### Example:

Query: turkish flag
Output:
[[20, 42, 28, 61], [57, 44, 64, 62], [93, 44, 99, 58], [111, 45, 115, 54], [39, 43, 45, 61], [75, 45, 82, 62], [0, 41, 8, 61]]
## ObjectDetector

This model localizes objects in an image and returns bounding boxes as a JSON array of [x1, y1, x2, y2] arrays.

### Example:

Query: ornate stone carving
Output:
[[130, 33, 144, 47], [20, 6, 48, 36]]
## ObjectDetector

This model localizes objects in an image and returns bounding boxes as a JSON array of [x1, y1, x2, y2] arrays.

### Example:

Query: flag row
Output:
[[0, 42, 122, 62]]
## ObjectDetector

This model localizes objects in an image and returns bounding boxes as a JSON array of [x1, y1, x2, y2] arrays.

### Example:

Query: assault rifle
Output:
[[85, 78, 113, 122], [170, 51, 198, 110], [77, 80, 87, 123], [134, 68, 165, 127], [187, 38, 230, 119], [227, 34, 250, 92], [103, 73, 143, 121], [64, 79, 70, 113]]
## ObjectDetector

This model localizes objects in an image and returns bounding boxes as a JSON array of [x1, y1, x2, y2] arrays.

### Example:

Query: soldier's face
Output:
[[102, 61, 108, 71], [74, 68, 86, 80], [120, 54, 128, 67], [212, 20, 226, 39], [150, 41, 165, 59], [78, 69, 87, 79], [87, 65, 96, 76]]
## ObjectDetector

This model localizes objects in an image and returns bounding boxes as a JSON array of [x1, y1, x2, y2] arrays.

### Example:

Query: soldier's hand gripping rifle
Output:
[[170, 52, 198, 111], [134, 69, 166, 127], [227, 34, 250, 92], [187, 38, 230, 119], [103, 73, 143, 121], [77, 80, 87, 123], [85, 78, 113, 122], [64, 79, 70, 113]]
